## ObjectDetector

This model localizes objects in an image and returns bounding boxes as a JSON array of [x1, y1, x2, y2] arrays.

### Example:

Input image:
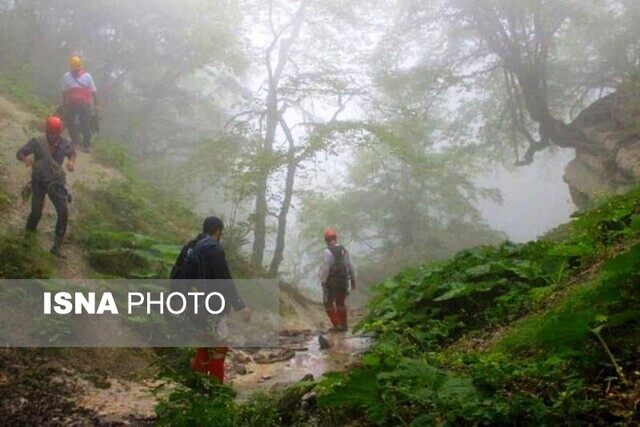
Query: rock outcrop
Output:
[[564, 90, 640, 209]]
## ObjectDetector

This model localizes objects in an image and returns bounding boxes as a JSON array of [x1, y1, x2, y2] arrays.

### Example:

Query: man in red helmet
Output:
[[17, 116, 76, 257], [319, 228, 356, 332]]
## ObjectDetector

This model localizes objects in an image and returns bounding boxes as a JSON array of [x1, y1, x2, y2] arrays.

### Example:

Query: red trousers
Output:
[[192, 347, 228, 383], [323, 282, 347, 328]]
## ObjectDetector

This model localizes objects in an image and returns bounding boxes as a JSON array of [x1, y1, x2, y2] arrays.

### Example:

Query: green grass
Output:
[[0, 70, 53, 118], [72, 141, 257, 279], [0, 180, 11, 214], [0, 235, 52, 279], [91, 138, 133, 174]]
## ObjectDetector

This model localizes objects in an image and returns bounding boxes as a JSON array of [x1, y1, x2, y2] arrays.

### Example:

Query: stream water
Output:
[[232, 331, 372, 399]]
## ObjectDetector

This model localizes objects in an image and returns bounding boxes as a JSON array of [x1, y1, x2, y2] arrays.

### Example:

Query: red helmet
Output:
[[324, 228, 338, 241], [45, 116, 64, 134]]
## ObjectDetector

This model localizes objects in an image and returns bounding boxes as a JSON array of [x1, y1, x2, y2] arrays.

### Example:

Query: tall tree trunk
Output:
[[251, 176, 269, 267], [251, 0, 308, 268], [268, 118, 297, 276]]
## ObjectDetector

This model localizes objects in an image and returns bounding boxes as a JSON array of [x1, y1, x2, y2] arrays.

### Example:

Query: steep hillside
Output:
[[164, 188, 640, 426], [306, 188, 640, 425], [0, 93, 328, 424]]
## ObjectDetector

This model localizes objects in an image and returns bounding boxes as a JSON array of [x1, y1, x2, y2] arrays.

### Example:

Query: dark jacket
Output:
[[16, 135, 75, 182], [191, 234, 246, 314]]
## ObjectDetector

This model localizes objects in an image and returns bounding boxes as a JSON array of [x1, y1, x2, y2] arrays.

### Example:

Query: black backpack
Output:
[[169, 236, 215, 328], [327, 245, 349, 284], [170, 239, 200, 284], [169, 239, 200, 314], [170, 235, 218, 280]]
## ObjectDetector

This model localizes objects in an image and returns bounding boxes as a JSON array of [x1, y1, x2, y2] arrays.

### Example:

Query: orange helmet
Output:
[[324, 228, 338, 241], [69, 55, 82, 71], [45, 116, 64, 134]]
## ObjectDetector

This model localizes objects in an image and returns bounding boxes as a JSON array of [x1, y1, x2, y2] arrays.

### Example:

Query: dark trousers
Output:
[[26, 180, 68, 238], [323, 281, 348, 328], [65, 103, 92, 148]]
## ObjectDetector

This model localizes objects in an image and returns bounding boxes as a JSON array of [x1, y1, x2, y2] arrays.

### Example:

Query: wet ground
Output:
[[232, 329, 372, 399], [70, 330, 372, 423]]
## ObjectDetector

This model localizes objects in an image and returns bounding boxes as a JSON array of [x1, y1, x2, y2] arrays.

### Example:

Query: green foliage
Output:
[[155, 381, 237, 427], [154, 349, 237, 426], [0, 67, 53, 118], [311, 187, 640, 425], [0, 235, 52, 279], [154, 349, 282, 427], [91, 139, 133, 174], [0, 179, 11, 213], [234, 393, 281, 427], [73, 170, 197, 277], [33, 311, 73, 344], [0, 192, 10, 213], [84, 231, 180, 278], [360, 241, 565, 350], [319, 361, 480, 425], [73, 145, 256, 279]]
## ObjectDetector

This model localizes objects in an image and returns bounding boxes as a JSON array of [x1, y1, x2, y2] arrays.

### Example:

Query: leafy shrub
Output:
[[154, 349, 282, 427], [0, 235, 51, 279], [0, 69, 53, 118], [312, 188, 640, 425]]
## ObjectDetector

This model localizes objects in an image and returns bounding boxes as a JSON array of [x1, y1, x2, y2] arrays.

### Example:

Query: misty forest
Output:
[[0, 0, 639, 425]]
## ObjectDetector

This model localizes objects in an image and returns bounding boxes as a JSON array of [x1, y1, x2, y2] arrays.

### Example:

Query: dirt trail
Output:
[[0, 95, 156, 424], [0, 95, 125, 279], [0, 94, 370, 424]]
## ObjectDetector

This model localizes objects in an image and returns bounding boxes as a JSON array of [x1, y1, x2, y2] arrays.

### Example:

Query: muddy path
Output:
[[0, 93, 372, 424], [232, 329, 372, 399]]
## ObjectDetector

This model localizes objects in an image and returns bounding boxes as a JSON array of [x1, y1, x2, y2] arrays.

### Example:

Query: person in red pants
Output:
[[319, 228, 356, 332], [191, 315, 231, 381], [172, 217, 251, 384]]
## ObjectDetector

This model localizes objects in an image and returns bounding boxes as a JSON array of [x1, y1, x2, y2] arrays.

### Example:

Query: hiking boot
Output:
[[50, 236, 67, 259], [50, 244, 67, 259], [334, 325, 348, 332]]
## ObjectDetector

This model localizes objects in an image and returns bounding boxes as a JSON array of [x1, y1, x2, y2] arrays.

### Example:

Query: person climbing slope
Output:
[[17, 116, 76, 258], [319, 228, 356, 332], [171, 216, 252, 384], [61, 55, 98, 151]]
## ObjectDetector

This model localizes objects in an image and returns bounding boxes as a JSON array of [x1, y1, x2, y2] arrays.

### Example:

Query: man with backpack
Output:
[[62, 55, 98, 151], [17, 116, 76, 258], [319, 228, 356, 332], [171, 216, 251, 384]]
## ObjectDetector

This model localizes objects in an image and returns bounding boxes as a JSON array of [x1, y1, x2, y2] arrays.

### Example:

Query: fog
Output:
[[477, 149, 577, 243], [1, 0, 637, 289]]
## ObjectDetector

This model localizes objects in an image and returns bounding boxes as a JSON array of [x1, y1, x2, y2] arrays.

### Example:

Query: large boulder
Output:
[[563, 91, 640, 209]]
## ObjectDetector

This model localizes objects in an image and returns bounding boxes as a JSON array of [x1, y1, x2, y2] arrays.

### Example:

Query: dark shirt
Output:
[[16, 135, 75, 182], [191, 234, 246, 314]]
